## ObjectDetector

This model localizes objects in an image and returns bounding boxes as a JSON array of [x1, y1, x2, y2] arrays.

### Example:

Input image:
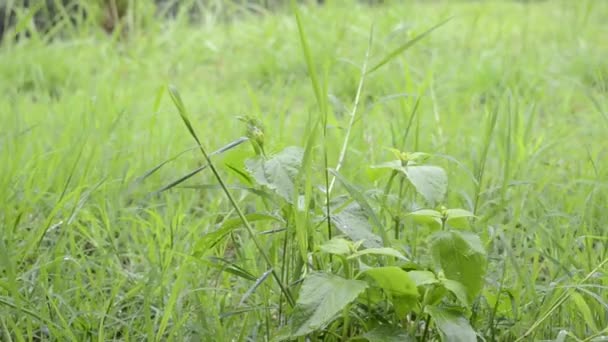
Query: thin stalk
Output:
[[327, 25, 374, 195], [168, 86, 294, 307], [515, 257, 608, 341], [488, 260, 508, 341], [421, 314, 432, 341], [473, 106, 499, 215], [290, 0, 332, 245]]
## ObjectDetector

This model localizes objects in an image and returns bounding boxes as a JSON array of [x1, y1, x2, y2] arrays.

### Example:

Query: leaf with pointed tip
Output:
[[405, 165, 447, 206], [239, 269, 273, 306], [407, 209, 443, 230], [329, 169, 387, 245], [445, 209, 475, 229], [367, 18, 452, 74], [319, 237, 353, 256], [362, 266, 419, 318], [246, 146, 303, 203], [442, 279, 470, 307], [371, 162, 447, 206], [408, 270, 439, 287], [362, 267, 418, 298], [332, 203, 383, 249], [277, 272, 368, 340], [425, 306, 477, 342], [429, 231, 487, 302]]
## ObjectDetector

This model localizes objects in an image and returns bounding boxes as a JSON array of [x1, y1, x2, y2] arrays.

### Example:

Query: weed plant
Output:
[[0, 0, 607, 341]]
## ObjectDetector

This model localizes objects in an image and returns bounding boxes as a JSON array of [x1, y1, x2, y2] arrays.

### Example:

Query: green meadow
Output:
[[1, 0, 607, 340]]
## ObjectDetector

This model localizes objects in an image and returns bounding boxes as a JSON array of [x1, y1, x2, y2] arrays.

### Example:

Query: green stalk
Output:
[[167, 85, 294, 307], [327, 25, 373, 195]]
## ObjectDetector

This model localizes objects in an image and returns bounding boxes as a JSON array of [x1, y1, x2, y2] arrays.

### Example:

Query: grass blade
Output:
[[167, 85, 294, 307], [366, 17, 452, 75]]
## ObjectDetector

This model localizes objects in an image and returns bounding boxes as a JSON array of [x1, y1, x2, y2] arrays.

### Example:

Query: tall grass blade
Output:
[[167, 85, 294, 307], [155, 137, 248, 193], [366, 17, 452, 75], [239, 268, 273, 306], [291, 0, 333, 244]]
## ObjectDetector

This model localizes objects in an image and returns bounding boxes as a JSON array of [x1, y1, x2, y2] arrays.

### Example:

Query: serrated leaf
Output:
[[361, 325, 415, 342], [429, 231, 487, 302], [362, 267, 418, 298], [245, 146, 303, 203], [348, 247, 409, 261], [405, 165, 447, 206], [278, 273, 367, 339], [319, 237, 353, 256], [331, 203, 383, 249], [425, 306, 477, 342], [408, 270, 439, 287]]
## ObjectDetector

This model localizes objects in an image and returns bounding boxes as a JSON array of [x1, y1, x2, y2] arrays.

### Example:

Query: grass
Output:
[[1, 0, 607, 340]]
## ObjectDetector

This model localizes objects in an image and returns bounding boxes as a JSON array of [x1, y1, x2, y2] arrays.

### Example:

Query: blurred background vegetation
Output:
[[0, 0, 390, 42]]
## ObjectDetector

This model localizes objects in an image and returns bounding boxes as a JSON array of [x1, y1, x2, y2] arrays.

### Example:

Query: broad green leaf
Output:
[[245, 146, 303, 203], [445, 209, 475, 229], [330, 170, 388, 245], [429, 231, 487, 302], [319, 237, 353, 256], [348, 247, 409, 261], [394, 295, 418, 319], [361, 325, 414, 342], [408, 270, 439, 287], [279, 272, 367, 339], [425, 286, 448, 306], [362, 267, 418, 298], [332, 203, 383, 249], [371, 163, 448, 205], [442, 279, 470, 307], [425, 306, 477, 342], [407, 209, 442, 230], [405, 165, 447, 206]]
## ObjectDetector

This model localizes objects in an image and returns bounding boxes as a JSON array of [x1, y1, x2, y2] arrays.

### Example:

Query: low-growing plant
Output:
[[148, 2, 492, 339], [163, 82, 487, 341]]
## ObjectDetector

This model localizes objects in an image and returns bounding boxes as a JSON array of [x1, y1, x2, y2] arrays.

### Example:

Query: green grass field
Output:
[[1, 0, 607, 341]]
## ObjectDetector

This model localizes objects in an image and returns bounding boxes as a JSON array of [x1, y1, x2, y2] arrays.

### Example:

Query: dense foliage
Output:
[[1, 0, 606, 341]]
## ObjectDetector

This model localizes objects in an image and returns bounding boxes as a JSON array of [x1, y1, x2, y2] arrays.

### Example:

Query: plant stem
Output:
[[421, 314, 432, 341], [327, 25, 373, 195], [168, 86, 295, 307]]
